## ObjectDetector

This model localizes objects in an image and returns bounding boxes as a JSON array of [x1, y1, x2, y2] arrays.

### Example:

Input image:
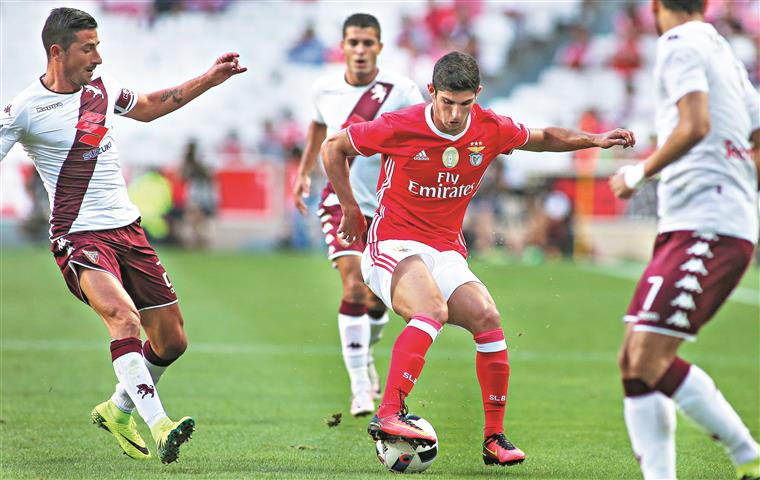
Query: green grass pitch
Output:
[[1, 247, 757, 479]]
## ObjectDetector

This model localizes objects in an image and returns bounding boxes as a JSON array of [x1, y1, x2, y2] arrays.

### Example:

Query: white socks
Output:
[[111, 346, 167, 428], [624, 392, 677, 479], [368, 311, 389, 346], [338, 312, 371, 396], [624, 361, 759, 480], [111, 357, 168, 414], [673, 365, 760, 466]]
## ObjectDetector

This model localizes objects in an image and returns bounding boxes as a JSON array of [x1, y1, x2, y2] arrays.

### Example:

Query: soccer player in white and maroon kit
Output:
[[292, 14, 424, 417], [0, 7, 246, 464], [322, 51, 634, 467], [610, 1, 760, 479]]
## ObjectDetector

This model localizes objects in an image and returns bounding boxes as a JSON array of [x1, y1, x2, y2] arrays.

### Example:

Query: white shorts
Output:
[[361, 239, 483, 311]]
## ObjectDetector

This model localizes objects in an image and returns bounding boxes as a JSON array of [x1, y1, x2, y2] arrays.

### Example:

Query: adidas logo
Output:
[[413, 150, 429, 161]]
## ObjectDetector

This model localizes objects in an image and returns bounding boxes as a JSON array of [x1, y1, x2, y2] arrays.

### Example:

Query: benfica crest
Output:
[[468, 141, 485, 166], [83, 250, 99, 264]]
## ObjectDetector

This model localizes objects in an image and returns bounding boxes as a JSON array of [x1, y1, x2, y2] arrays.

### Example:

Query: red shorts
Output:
[[317, 185, 371, 263], [51, 219, 178, 311], [625, 230, 753, 341]]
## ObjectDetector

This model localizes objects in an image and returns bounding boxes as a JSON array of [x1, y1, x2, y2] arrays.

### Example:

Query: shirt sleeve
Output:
[[737, 60, 760, 132], [104, 72, 138, 116], [405, 82, 425, 105], [311, 81, 324, 124], [114, 86, 138, 116], [0, 99, 28, 162], [346, 113, 396, 157], [661, 44, 708, 106], [496, 115, 530, 154]]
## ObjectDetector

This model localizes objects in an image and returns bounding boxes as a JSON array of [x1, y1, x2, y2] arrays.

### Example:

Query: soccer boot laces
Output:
[[367, 398, 436, 447], [483, 432, 526, 466]]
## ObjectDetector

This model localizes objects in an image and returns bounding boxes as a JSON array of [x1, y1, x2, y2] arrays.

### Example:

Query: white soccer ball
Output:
[[375, 415, 438, 474]]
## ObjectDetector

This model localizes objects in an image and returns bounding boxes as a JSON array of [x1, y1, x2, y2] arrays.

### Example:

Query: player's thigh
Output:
[[119, 223, 178, 311], [79, 268, 141, 336], [447, 281, 500, 334], [390, 255, 448, 323], [334, 254, 366, 298]]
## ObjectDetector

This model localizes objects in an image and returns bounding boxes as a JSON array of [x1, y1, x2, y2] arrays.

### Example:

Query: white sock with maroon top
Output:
[[110, 337, 168, 428], [111, 340, 173, 414], [661, 359, 760, 466]]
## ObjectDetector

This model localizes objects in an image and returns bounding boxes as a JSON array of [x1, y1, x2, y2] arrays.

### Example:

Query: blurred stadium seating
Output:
[[1, 0, 757, 260]]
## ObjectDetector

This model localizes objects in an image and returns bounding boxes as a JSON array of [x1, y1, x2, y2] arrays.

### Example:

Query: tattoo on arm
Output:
[[159, 88, 183, 104]]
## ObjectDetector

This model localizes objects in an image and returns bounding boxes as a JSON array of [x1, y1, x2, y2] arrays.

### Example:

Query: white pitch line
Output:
[[1, 339, 756, 366], [579, 263, 759, 308]]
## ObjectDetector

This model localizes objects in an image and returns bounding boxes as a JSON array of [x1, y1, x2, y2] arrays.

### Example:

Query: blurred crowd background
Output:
[[2, 0, 758, 264]]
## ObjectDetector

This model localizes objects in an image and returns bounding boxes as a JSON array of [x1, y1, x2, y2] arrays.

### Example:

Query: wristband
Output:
[[622, 162, 646, 190]]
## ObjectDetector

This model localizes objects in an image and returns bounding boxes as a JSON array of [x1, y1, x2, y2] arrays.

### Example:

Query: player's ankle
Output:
[[377, 404, 400, 418]]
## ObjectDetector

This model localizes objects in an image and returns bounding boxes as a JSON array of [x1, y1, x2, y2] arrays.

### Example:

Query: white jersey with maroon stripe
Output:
[[312, 69, 424, 217], [0, 72, 140, 240], [654, 21, 759, 244]]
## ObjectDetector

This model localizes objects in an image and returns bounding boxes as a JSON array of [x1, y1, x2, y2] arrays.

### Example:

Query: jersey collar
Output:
[[425, 103, 471, 141]]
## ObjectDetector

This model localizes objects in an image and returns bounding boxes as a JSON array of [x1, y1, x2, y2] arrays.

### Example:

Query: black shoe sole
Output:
[[160, 418, 195, 464], [483, 455, 525, 467]]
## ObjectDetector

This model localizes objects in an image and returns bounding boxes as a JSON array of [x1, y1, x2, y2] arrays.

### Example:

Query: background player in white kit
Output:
[[0, 7, 246, 464], [610, 1, 760, 478], [291, 13, 424, 417]]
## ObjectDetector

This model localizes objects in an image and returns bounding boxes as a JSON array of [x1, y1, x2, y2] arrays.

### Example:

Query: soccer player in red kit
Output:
[[1, 7, 246, 463], [322, 51, 634, 466]]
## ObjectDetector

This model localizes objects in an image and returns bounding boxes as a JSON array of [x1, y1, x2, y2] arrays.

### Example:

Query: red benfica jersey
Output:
[[347, 102, 529, 257]]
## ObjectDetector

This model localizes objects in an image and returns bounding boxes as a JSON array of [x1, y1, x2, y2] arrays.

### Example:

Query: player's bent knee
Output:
[[424, 301, 449, 325], [479, 305, 501, 330], [626, 348, 665, 383], [160, 333, 188, 360], [617, 348, 629, 374], [343, 280, 367, 305], [102, 304, 141, 337]]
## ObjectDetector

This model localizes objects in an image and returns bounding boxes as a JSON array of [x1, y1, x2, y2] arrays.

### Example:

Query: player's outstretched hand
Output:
[[206, 53, 247, 87], [609, 171, 636, 199], [337, 205, 367, 246], [595, 128, 636, 149], [292, 173, 311, 216]]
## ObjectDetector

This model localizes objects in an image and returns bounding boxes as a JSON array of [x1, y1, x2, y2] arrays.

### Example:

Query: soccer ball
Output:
[[375, 415, 438, 473]]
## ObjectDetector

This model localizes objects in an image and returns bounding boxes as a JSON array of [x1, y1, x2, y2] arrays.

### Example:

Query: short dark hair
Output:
[[432, 51, 480, 92], [343, 13, 381, 40], [660, 0, 705, 14], [42, 7, 98, 59]]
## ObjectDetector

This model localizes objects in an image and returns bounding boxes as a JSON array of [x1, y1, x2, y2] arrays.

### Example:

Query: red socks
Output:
[[376, 320, 511, 440], [376, 315, 442, 417], [474, 328, 510, 438]]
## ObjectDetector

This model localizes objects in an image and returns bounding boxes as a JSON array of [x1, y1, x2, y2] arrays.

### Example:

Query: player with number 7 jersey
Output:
[[0, 7, 246, 464]]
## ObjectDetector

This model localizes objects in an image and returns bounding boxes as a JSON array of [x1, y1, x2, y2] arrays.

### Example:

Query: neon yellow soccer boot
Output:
[[150, 416, 195, 464], [91, 401, 150, 460], [736, 455, 760, 480]]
